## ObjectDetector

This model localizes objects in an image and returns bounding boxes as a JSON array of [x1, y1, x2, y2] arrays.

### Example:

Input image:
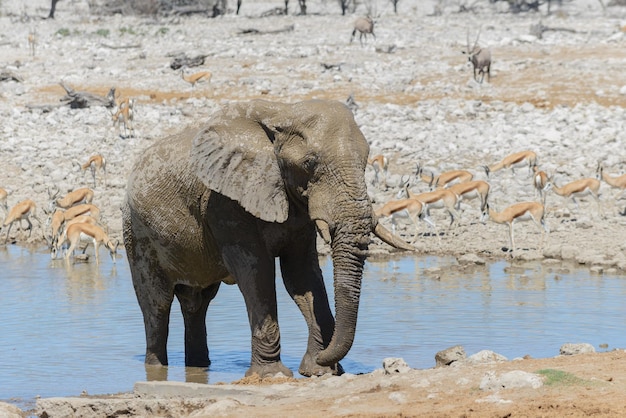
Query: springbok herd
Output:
[[2, 147, 625, 262], [369, 150, 626, 257], [2, 144, 625, 262], [0, 153, 119, 265]]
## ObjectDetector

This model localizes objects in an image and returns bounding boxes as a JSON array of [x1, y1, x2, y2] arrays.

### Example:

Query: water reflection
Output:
[[2, 246, 626, 412], [51, 257, 113, 297], [143, 364, 209, 385]]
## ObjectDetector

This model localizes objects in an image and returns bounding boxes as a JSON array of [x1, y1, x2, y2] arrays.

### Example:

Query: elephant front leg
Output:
[[224, 247, 293, 378], [246, 313, 292, 378], [280, 242, 342, 377]]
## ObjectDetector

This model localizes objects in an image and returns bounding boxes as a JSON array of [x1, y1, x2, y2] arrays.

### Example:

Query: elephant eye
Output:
[[303, 155, 317, 173]]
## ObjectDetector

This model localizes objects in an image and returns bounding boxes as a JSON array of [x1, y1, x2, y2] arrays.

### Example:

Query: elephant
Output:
[[122, 99, 414, 378]]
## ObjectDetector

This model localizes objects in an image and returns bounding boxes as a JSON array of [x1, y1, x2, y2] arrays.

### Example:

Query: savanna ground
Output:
[[3, 0, 626, 416]]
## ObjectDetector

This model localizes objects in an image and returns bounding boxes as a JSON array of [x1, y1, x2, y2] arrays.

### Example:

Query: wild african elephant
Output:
[[122, 99, 413, 378]]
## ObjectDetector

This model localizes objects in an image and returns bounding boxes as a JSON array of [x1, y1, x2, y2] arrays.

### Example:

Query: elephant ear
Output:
[[191, 118, 289, 223]]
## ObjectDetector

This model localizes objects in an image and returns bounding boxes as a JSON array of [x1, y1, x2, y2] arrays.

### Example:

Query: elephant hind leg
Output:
[[127, 248, 174, 366], [139, 284, 174, 366], [175, 283, 220, 367], [142, 298, 173, 366]]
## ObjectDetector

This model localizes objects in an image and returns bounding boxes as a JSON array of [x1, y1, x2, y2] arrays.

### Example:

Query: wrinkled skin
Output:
[[122, 99, 413, 378]]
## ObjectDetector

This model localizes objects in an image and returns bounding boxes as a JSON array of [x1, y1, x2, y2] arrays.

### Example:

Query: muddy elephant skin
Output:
[[122, 99, 412, 378]]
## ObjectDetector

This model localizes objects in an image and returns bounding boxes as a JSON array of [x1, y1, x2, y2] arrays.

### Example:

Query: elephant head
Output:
[[191, 99, 413, 368]]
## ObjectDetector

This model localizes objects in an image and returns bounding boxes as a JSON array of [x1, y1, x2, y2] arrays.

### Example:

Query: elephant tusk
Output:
[[315, 219, 332, 244], [374, 222, 416, 251]]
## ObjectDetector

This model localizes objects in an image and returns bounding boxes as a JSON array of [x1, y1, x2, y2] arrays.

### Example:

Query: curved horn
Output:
[[473, 27, 482, 51]]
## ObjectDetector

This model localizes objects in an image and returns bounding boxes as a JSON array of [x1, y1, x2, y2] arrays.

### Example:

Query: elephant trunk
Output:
[[316, 220, 367, 367], [310, 169, 414, 367]]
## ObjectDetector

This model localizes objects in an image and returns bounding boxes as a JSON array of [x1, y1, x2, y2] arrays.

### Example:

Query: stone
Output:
[[382, 357, 411, 374], [560, 343, 596, 356], [479, 370, 544, 391], [435, 345, 466, 367], [466, 350, 508, 364]]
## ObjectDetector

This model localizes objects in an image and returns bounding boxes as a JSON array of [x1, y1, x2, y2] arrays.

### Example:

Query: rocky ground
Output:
[[3, 0, 626, 416]]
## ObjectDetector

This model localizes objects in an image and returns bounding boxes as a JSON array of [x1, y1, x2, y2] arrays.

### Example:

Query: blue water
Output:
[[2, 245, 626, 412]]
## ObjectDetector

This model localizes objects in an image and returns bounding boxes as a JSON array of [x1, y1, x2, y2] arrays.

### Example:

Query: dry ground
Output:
[[228, 350, 626, 417]]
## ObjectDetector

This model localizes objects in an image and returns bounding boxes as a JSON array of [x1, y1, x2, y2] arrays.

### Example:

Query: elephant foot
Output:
[[145, 351, 167, 366], [246, 361, 293, 378], [298, 352, 344, 377]]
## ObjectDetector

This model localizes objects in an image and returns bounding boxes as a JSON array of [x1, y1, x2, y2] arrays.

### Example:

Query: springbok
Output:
[[60, 222, 119, 265], [481, 201, 549, 257], [51, 214, 100, 259], [2, 199, 43, 242], [374, 198, 434, 243], [596, 162, 626, 199], [0, 188, 8, 214], [483, 151, 538, 178], [48, 187, 94, 212], [76, 154, 107, 187], [28, 29, 37, 57], [447, 180, 490, 216], [181, 69, 212, 95], [367, 154, 389, 188], [532, 166, 550, 205], [112, 97, 135, 138], [48, 203, 102, 258], [426, 168, 474, 190], [545, 177, 602, 216], [399, 184, 462, 232]]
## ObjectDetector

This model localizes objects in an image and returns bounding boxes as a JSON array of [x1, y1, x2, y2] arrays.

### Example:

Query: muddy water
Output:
[[2, 245, 626, 411]]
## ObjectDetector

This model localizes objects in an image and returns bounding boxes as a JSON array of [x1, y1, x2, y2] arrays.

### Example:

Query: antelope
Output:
[[48, 187, 95, 212], [447, 180, 491, 214], [2, 199, 42, 243], [483, 150, 537, 178], [374, 198, 434, 243], [481, 201, 549, 256], [545, 177, 602, 215], [60, 222, 119, 265], [596, 162, 626, 199], [51, 214, 100, 259], [180, 69, 212, 95], [532, 166, 550, 205], [463, 28, 491, 83], [112, 97, 135, 138], [351, 16, 375, 46], [368, 154, 389, 188], [76, 154, 107, 187], [28, 29, 36, 57], [412, 165, 436, 188], [425, 167, 474, 190], [400, 184, 462, 231], [0, 187, 8, 214], [48, 203, 101, 257]]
